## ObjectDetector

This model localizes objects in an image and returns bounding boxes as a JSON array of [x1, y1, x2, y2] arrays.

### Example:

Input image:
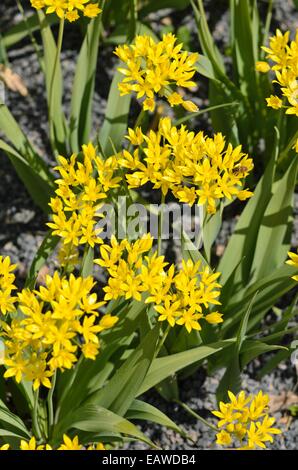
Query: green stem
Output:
[[48, 18, 64, 156], [15, 0, 44, 72], [0, 32, 8, 66], [155, 324, 171, 358], [262, 0, 273, 48], [80, 244, 91, 276], [280, 129, 298, 162], [61, 242, 74, 276], [47, 371, 57, 438], [174, 399, 218, 432], [54, 354, 83, 423], [32, 389, 42, 441], [158, 192, 165, 256], [128, 108, 146, 153], [134, 108, 145, 129]]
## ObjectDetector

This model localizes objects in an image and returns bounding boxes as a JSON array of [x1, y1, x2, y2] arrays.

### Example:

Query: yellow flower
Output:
[[58, 435, 83, 450], [48, 143, 119, 249], [31, 0, 102, 22], [44, 0, 68, 18], [65, 9, 80, 21], [120, 118, 253, 213], [2, 271, 117, 389], [81, 342, 100, 359], [266, 95, 283, 109], [84, 3, 102, 17], [182, 100, 199, 112], [212, 391, 281, 450], [216, 430, 232, 446], [87, 442, 106, 450], [0, 444, 10, 450], [286, 250, 298, 281], [176, 308, 202, 333], [30, 0, 45, 9], [261, 28, 298, 116], [247, 417, 281, 449], [96, 238, 222, 333], [255, 61, 270, 73], [115, 34, 198, 112], [205, 312, 223, 324], [168, 92, 184, 106], [97, 314, 119, 332], [68, 0, 88, 10], [155, 297, 181, 327], [20, 437, 46, 451], [0, 256, 17, 315]]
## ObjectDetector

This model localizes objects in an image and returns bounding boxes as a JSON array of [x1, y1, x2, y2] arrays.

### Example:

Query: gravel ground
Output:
[[0, 0, 298, 450], [125, 365, 298, 450]]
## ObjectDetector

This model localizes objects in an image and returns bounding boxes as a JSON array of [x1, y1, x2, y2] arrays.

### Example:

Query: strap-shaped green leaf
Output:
[[69, 16, 103, 152], [138, 339, 235, 396], [0, 139, 54, 213], [53, 404, 156, 448], [85, 325, 160, 416], [126, 399, 181, 434]]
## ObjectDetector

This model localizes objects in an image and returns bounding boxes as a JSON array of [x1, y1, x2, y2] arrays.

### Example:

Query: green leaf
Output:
[[81, 247, 94, 278], [0, 139, 54, 213], [140, 0, 190, 17], [173, 101, 238, 126], [98, 70, 131, 156], [221, 264, 298, 335], [250, 158, 298, 282], [70, 16, 103, 152], [195, 54, 218, 81], [0, 429, 28, 439], [104, 21, 154, 45], [208, 81, 240, 146], [37, 11, 67, 154], [53, 404, 156, 448], [216, 292, 258, 402], [86, 325, 160, 416], [2, 13, 57, 48], [257, 349, 290, 379], [126, 399, 181, 434], [240, 339, 287, 368], [138, 339, 235, 396], [56, 300, 147, 420], [230, 0, 259, 99], [181, 229, 210, 269], [0, 405, 30, 439], [202, 205, 223, 262], [26, 233, 59, 289], [218, 136, 278, 305], [191, 0, 225, 74]]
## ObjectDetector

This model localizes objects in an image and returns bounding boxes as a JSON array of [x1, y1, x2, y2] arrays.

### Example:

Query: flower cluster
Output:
[[0, 435, 105, 450], [0, 256, 17, 315], [257, 28, 298, 116], [213, 391, 281, 449], [30, 0, 102, 22], [286, 250, 298, 281], [120, 118, 253, 213], [114, 33, 199, 113], [95, 234, 223, 332], [48, 143, 121, 250], [1, 272, 118, 389]]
